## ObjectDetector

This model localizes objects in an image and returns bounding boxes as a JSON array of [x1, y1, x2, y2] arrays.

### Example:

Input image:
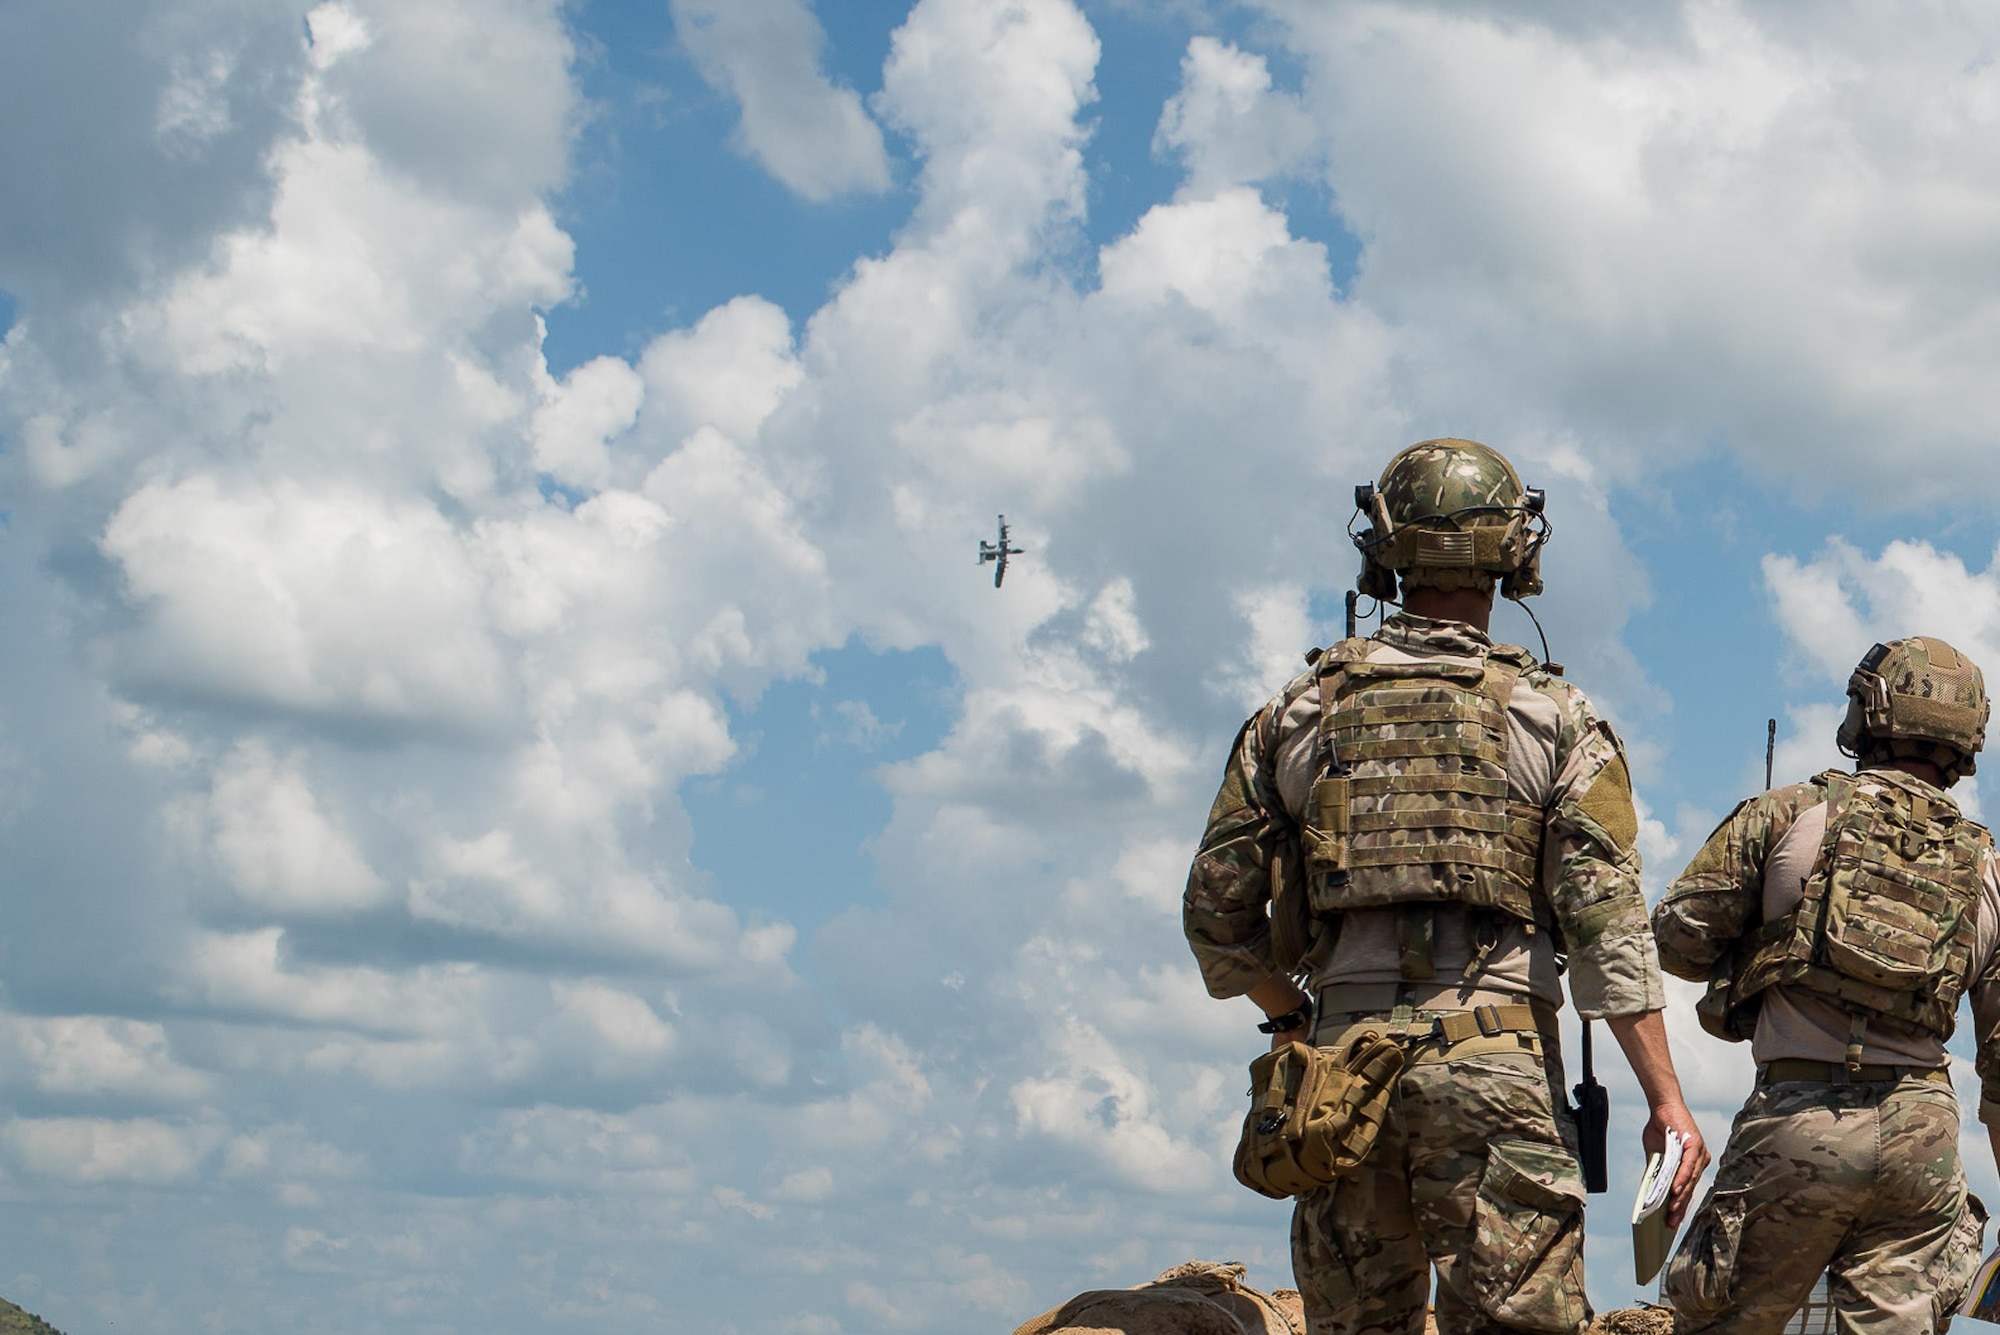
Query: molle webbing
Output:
[[1303, 643, 1543, 925], [1731, 770, 1987, 1041]]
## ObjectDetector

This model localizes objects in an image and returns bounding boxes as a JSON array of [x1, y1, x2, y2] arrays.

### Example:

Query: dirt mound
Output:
[[1588, 1307, 1675, 1335], [1010, 1260, 1304, 1335]]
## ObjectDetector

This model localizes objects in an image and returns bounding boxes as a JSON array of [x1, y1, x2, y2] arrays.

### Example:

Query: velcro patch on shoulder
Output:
[[1577, 753, 1640, 853]]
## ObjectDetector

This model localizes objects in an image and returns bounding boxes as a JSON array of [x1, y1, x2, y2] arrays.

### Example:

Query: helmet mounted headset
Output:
[[1348, 438, 1552, 606]]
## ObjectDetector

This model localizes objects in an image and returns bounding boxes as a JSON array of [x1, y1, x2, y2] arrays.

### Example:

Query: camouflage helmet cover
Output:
[[1836, 636, 1990, 782], [1351, 438, 1549, 601]]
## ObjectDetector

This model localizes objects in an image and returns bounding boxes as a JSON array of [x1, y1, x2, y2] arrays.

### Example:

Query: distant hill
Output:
[[0, 1297, 64, 1335]]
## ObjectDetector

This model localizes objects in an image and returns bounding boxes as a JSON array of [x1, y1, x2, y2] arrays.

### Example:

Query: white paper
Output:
[[1635, 1130, 1686, 1222], [1632, 1130, 1690, 1286]]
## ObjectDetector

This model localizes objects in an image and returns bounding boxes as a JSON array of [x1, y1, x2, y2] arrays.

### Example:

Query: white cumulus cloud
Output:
[[672, 0, 892, 201], [1155, 36, 1319, 195], [18, 0, 2000, 1330]]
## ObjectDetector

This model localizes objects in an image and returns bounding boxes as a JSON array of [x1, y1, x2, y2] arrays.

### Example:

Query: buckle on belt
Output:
[[1475, 1004, 1503, 1037]]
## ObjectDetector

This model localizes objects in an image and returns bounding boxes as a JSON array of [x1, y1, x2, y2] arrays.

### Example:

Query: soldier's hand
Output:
[[1268, 1022, 1308, 1052], [1644, 1101, 1711, 1229]]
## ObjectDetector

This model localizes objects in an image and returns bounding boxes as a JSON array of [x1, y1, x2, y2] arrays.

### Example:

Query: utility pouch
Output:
[[1232, 1032, 1407, 1200]]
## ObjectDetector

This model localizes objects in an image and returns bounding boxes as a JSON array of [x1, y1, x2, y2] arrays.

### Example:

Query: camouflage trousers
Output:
[[1293, 1020, 1590, 1335], [1664, 1075, 1987, 1335]]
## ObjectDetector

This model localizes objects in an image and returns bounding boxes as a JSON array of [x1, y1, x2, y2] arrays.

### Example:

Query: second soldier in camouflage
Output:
[[1654, 636, 2000, 1334]]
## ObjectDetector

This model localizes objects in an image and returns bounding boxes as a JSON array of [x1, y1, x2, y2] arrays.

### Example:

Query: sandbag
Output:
[[1010, 1260, 1303, 1335]]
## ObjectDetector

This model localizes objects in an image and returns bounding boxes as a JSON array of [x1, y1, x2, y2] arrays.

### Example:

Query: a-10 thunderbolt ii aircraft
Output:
[[978, 515, 1024, 588]]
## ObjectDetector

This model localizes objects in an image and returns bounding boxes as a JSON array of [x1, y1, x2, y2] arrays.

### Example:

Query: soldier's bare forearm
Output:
[[1605, 1010, 1685, 1109], [1606, 1009, 1712, 1226]]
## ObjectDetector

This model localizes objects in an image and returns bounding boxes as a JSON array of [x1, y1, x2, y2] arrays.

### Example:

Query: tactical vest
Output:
[[1699, 769, 1990, 1050], [1298, 638, 1546, 929]]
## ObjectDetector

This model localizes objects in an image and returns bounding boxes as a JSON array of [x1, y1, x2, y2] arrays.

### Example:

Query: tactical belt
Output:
[[1317, 1001, 1554, 1065], [1315, 982, 1547, 1015], [1757, 1059, 1952, 1087]]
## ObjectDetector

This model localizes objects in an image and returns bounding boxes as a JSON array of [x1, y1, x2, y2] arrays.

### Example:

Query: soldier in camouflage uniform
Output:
[[1654, 637, 2000, 1335], [1186, 440, 1710, 1335]]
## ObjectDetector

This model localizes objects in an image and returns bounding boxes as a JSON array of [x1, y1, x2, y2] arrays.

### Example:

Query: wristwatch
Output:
[[1256, 1001, 1313, 1035]]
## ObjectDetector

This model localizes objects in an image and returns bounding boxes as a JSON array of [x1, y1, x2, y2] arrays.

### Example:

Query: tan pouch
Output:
[[1232, 1031, 1406, 1200]]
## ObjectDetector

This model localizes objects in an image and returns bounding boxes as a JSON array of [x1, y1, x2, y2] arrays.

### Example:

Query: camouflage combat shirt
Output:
[[1653, 772, 2000, 1123], [1184, 613, 1664, 1019]]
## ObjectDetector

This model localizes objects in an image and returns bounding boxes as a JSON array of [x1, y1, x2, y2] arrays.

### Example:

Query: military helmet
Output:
[[1836, 636, 1989, 782], [1350, 438, 1549, 602]]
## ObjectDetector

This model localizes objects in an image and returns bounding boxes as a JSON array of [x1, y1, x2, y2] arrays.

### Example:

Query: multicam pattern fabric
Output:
[[1652, 772, 2000, 1113], [1652, 778, 1824, 1031], [1663, 1077, 1985, 1335], [1184, 614, 1659, 1019], [1374, 440, 1527, 526], [1734, 769, 1986, 1041], [1303, 643, 1542, 926], [1190, 615, 1655, 1335], [1838, 637, 1989, 781], [1291, 1044, 1588, 1335], [1356, 441, 1546, 598]]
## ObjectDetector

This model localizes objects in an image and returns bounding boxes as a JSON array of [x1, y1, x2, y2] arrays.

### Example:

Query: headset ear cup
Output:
[[1358, 558, 1398, 603], [1500, 549, 1543, 600], [1835, 694, 1867, 758], [1867, 675, 1895, 736], [1368, 491, 1396, 544]]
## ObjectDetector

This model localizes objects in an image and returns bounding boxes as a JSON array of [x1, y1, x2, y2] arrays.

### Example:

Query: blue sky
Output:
[[7, 2, 2000, 1332]]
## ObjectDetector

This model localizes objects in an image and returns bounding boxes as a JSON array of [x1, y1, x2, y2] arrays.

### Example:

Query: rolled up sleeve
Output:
[[1650, 788, 1819, 1006], [1184, 685, 1307, 999], [1967, 853, 2000, 1125], [1543, 703, 1662, 1020]]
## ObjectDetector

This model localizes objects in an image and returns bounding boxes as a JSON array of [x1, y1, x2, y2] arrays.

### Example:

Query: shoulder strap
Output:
[[1317, 636, 1374, 675], [1478, 656, 1521, 714], [1801, 773, 1856, 898]]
